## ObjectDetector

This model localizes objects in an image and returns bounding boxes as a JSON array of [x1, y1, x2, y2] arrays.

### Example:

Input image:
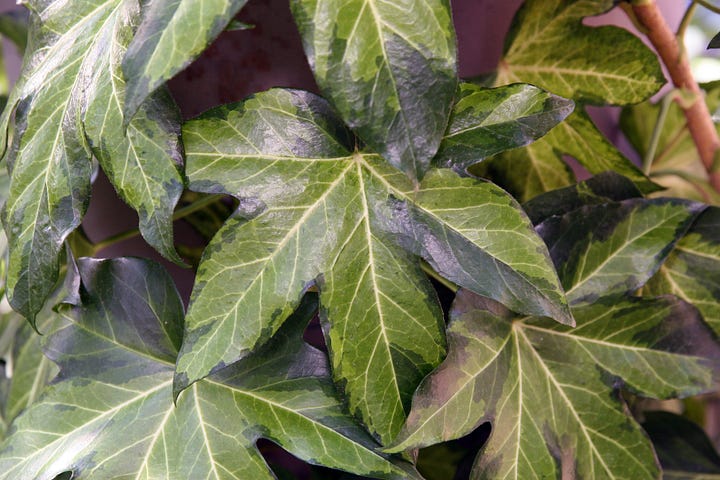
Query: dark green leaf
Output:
[[537, 198, 704, 303], [709, 32, 720, 50], [0, 258, 418, 480], [122, 0, 248, 122], [0, 0, 186, 321], [291, 0, 457, 181], [387, 290, 720, 479], [0, 11, 28, 53], [645, 207, 720, 334], [434, 82, 573, 171], [643, 411, 720, 479], [178, 89, 570, 441], [497, 0, 663, 105]]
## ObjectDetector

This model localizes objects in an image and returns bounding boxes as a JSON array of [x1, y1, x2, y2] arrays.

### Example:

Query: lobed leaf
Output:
[[0, 0, 184, 321], [291, 0, 457, 181], [179, 88, 570, 442], [0, 258, 418, 480], [388, 289, 720, 479]]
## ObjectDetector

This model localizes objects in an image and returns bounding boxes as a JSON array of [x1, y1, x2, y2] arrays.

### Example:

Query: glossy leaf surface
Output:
[[645, 207, 720, 334], [388, 290, 720, 479], [537, 197, 704, 303], [0, 0, 184, 321], [291, 0, 457, 181], [0, 258, 418, 480], [179, 88, 571, 441], [122, 0, 248, 120], [433, 82, 573, 171]]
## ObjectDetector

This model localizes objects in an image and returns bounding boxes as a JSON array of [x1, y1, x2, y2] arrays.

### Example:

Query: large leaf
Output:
[[0, 0, 184, 321], [387, 289, 720, 479], [433, 82, 574, 172], [536, 197, 704, 304], [122, 0, 248, 121], [645, 207, 720, 335], [0, 258, 419, 480], [291, 0, 457, 181], [496, 0, 663, 105], [178, 88, 571, 442]]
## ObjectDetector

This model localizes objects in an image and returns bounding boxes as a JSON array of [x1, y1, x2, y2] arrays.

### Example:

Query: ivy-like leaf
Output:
[[387, 290, 720, 479], [178, 89, 571, 442], [433, 82, 574, 171], [537, 197, 704, 304], [645, 207, 720, 334], [122, 0, 248, 121], [0, 258, 419, 480], [291, 0, 457, 181], [0, 0, 185, 321], [496, 0, 663, 105]]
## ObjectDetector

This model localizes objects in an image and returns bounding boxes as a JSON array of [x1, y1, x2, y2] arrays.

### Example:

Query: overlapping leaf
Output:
[[0, 0, 184, 322], [122, 0, 248, 121], [536, 197, 704, 303], [0, 258, 419, 480], [291, 0, 457, 181], [645, 207, 720, 334], [388, 289, 720, 479], [433, 82, 574, 171], [179, 88, 571, 442]]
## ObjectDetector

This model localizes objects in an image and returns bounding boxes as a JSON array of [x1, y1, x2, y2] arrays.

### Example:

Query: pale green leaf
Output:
[[0, 0, 184, 321], [291, 0, 457, 180], [0, 258, 418, 480], [645, 207, 720, 335], [178, 89, 570, 441], [122, 0, 248, 121], [434, 82, 574, 171], [388, 290, 720, 479]]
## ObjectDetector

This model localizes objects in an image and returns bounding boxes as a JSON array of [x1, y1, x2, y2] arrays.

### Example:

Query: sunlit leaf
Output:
[[388, 290, 720, 479], [291, 0, 457, 181], [0, 258, 419, 480]]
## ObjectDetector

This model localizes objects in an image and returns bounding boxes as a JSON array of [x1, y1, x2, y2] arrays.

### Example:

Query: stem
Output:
[[92, 194, 224, 253], [676, 1, 697, 39], [643, 93, 674, 174], [696, 0, 720, 15], [629, 0, 720, 192], [420, 260, 459, 293]]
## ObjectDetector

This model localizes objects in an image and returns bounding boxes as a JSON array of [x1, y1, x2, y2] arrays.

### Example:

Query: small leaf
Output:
[[537, 198, 704, 303], [645, 207, 720, 335], [388, 290, 720, 479], [178, 89, 570, 441], [0, 258, 418, 480], [291, 0, 457, 180], [122, 0, 249, 121], [434, 82, 574, 171], [497, 0, 663, 105], [709, 32, 720, 50]]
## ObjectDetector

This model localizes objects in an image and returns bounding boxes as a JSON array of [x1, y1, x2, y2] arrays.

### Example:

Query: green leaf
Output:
[[642, 411, 720, 480], [645, 207, 720, 335], [496, 0, 663, 105], [0, 258, 418, 480], [0, 0, 185, 320], [434, 82, 574, 171], [537, 198, 704, 303], [387, 290, 720, 479], [291, 0, 457, 181], [178, 89, 570, 441], [0, 11, 28, 53], [122, 0, 248, 122]]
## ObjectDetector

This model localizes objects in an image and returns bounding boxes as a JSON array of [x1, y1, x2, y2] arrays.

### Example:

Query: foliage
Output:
[[0, 0, 717, 479]]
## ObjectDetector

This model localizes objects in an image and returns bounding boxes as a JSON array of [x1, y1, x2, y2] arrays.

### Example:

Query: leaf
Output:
[[178, 88, 570, 441], [0, 11, 28, 53], [387, 290, 720, 479], [0, 258, 419, 480], [122, 0, 249, 122], [291, 0, 457, 181], [536, 197, 704, 304], [0, 0, 185, 321], [496, 0, 663, 105], [645, 207, 720, 335], [709, 31, 720, 50], [432, 82, 573, 171], [642, 411, 720, 479]]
